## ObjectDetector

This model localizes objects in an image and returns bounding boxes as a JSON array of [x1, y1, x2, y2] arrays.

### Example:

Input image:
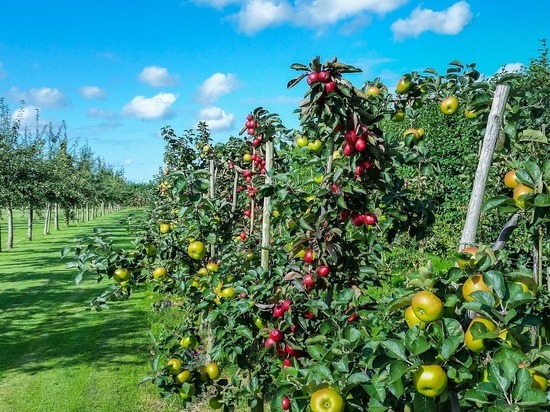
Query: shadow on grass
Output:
[[0, 212, 152, 378]]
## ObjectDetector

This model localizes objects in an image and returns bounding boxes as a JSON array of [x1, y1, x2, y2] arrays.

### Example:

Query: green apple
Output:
[[440, 96, 459, 115], [365, 85, 380, 96], [307, 139, 322, 152], [396, 76, 412, 94], [295, 135, 309, 147], [391, 110, 405, 122]]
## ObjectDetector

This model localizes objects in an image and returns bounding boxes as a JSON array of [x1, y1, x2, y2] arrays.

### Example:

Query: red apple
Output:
[[318, 71, 331, 83], [339, 209, 350, 221], [273, 305, 286, 318], [303, 249, 315, 263], [270, 329, 283, 342], [307, 72, 319, 84], [355, 138, 367, 152], [363, 213, 377, 226], [264, 337, 276, 348], [317, 265, 330, 277], [282, 299, 292, 311], [303, 273, 316, 287], [351, 213, 364, 226], [282, 397, 291, 410], [325, 81, 336, 92], [343, 143, 355, 156], [345, 130, 358, 144]]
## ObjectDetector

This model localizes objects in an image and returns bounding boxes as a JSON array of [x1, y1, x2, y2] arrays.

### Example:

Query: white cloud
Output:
[[198, 106, 234, 131], [231, 0, 293, 34], [197, 73, 240, 104], [30, 87, 67, 107], [391, 1, 473, 40], [192, 0, 408, 33], [0, 62, 6, 80], [79, 86, 107, 99], [87, 107, 116, 119], [11, 105, 41, 129], [10, 87, 67, 108], [138, 66, 179, 87], [295, 0, 407, 27], [122, 92, 177, 120], [499, 62, 524, 73], [124, 158, 134, 167]]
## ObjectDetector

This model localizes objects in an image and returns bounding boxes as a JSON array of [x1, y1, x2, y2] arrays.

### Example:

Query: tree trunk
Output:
[[64, 208, 70, 227], [54, 203, 60, 230], [459, 84, 510, 250], [6, 206, 14, 249], [27, 205, 33, 241], [86, 203, 90, 221], [43, 204, 51, 235]]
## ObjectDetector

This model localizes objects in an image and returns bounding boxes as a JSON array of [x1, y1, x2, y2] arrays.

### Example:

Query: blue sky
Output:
[[0, 1, 548, 182]]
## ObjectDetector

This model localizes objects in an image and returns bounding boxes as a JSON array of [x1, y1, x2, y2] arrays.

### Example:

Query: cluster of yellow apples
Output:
[[504, 170, 535, 209]]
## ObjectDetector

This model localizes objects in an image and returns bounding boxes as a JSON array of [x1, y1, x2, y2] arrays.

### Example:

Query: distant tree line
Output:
[[0, 98, 153, 251]]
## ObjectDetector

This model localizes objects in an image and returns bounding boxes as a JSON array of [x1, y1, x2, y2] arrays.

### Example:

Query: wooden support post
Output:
[[261, 141, 274, 269], [209, 159, 216, 258], [459, 84, 510, 250]]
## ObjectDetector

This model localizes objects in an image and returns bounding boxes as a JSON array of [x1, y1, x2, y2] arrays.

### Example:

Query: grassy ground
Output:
[[0, 209, 182, 412]]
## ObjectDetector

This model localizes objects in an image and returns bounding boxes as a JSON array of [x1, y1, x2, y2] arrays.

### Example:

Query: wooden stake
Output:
[[459, 84, 510, 250], [261, 141, 274, 269]]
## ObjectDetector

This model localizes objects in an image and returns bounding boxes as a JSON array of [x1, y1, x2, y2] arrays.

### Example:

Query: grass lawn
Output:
[[0, 209, 181, 412]]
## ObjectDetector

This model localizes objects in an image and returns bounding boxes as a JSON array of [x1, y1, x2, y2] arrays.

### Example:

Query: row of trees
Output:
[[65, 43, 549, 411], [0, 99, 151, 251]]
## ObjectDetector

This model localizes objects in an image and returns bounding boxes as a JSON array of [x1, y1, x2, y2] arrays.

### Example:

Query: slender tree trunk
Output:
[[43, 204, 51, 235], [6, 205, 14, 249], [64, 208, 70, 227], [27, 204, 33, 241], [101, 201, 105, 216], [86, 203, 90, 221], [54, 203, 60, 230]]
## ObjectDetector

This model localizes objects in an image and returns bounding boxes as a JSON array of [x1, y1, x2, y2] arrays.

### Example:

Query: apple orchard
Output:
[[67, 52, 550, 412]]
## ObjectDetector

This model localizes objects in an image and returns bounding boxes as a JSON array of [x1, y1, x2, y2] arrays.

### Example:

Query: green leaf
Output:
[[342, 326, 361, 344], [405, 328, 430, 355], [290, 63, 309, 71], [476, 382, 500, 396], [412, 394, 437, 412], [388, 360, 408, 383], [382, 340, 408, 361], [310, 364, 333, 381], [512, 366, 532, 401], [482, 195, 515, 212], [235, 325, 253, 340], [348, 372, 369, 384], [440, 336, 463, 360], [518, 388, 548, 405], [307, 344, 327, 361], [534, 193, 550, 207], [464, 389, 490, 404], [519, 129, 547, 143], [484, 271, 506, 300]]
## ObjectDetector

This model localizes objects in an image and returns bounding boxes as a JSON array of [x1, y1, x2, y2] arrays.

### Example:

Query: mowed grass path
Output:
[[0, 209, 179, 412]]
